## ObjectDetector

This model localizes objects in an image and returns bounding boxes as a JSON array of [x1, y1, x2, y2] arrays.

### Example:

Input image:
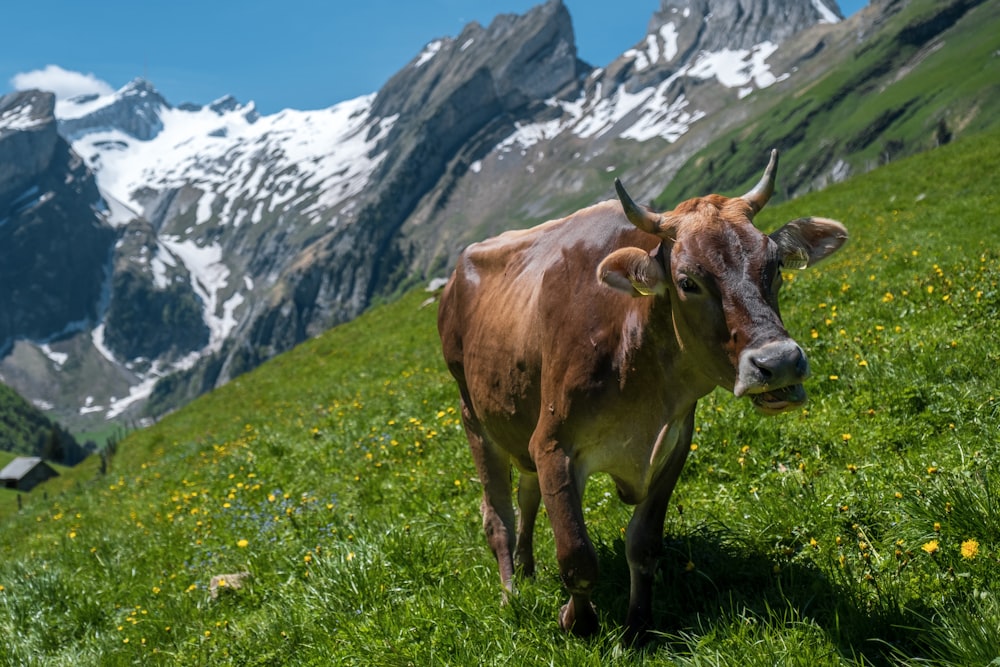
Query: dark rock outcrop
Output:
[[0, 91, 115, 352], [102, 219, 210, 361]]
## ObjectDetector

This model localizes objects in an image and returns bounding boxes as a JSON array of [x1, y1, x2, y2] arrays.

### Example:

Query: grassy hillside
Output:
[[658, 0, 1000, 207], [1, 129, 999, 665]]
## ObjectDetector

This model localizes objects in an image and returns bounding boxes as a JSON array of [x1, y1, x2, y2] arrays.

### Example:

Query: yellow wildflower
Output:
[[921, 540, 939, 555], [961, 539, 979, 560]]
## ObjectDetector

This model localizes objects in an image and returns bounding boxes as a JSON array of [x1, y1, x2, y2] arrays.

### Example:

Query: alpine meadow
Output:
[[2, 126, 999, 664], [4, 0, 1000, 664]]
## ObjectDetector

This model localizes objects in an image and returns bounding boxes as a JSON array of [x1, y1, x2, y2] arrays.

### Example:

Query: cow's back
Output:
[[438, 199, 660, 463]]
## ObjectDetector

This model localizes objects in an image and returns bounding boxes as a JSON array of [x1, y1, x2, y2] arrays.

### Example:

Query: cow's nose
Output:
[[748, 341, 808, 381], [734, 340, 809, 396]]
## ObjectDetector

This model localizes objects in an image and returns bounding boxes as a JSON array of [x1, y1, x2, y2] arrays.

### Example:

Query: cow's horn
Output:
[[615, 178, 664, 234], [742, 149, 779, 216]]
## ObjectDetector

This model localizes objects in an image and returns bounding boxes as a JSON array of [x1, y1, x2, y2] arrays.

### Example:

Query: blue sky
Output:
[[1, 0, 867, 115]]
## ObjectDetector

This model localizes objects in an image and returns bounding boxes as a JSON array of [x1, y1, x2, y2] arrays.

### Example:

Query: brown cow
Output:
[[437, 150, 846, 638]]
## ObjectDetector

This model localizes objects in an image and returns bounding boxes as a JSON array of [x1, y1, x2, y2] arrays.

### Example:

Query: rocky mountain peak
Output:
[[372, 0, 586, 121], [119, 77, 165, 100], [647, 0, 843, 55], [58, 77, 169, 142], [0, 90, 60, 206]]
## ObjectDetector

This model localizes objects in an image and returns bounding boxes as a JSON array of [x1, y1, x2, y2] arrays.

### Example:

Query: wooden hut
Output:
[[0, 457, 59, 492]]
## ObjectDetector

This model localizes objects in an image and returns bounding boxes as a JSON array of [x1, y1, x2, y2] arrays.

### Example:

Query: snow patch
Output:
[[91, 324, 116, 364], [415, 40, 444, 67], [159, 237, 236, 348], [687, 41, 780, 89], [196, 191, 217, 225], [56, 90, 115, 120], [40, 344, 68, 368], [660, 23, 679, 62], [95, 188, 139, 227], [105, 375, 159, 419], [624, 24, 679, 72], [79, 395, 105, 415], [811, 0, 841, 24], [0, 104, 47, 132]]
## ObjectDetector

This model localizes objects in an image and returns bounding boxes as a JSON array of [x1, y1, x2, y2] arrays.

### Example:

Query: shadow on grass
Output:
[[590, 523, 937, 665]]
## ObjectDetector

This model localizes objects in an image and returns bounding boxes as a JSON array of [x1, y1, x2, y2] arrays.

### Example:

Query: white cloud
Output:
[[10, 65, 114, 100]]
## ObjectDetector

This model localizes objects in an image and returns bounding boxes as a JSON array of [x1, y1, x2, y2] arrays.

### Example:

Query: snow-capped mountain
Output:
[[61, 81, 396, 360], [1, 0, 866, 428]]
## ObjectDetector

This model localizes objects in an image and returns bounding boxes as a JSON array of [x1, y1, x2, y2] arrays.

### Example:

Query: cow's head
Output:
[[598, 150, 847, 414]]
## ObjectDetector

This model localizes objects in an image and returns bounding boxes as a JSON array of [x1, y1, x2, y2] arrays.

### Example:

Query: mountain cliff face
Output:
[[0, 91, 115, 352], [0, 0, 993, 431]]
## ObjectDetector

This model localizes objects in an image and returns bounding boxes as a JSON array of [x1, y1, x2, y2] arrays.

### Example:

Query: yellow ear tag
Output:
[[630, 280, 661, 297]]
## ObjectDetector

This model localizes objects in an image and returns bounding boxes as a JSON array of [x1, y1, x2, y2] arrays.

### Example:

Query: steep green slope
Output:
[[657, 0, 1000, 207], [0, 381, 90, 465], [1, 130, 999, 664]]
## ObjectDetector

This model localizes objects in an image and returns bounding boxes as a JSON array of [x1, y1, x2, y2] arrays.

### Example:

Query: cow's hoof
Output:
[[559, 599, 600, 637], [623, 611, 655, 645], [622, 623, 655, 647]]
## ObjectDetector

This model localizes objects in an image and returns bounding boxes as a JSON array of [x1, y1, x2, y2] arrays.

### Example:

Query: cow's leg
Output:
[[461, 399, 517, 595], [514, 471, 541, 577], [534, 434, 600, 636], [624, 414, 694, 641]]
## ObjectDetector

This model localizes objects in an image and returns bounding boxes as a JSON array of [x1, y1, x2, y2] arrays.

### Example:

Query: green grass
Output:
[[1, 129, 999, 665]]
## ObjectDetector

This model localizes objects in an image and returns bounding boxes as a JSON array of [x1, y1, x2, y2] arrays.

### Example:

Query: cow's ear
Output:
[[770, 217, 848, 269], [598, 247, 667, 297]]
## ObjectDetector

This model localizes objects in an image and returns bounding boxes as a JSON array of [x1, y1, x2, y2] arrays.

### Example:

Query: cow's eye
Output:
[[677, 276, 700, 294]]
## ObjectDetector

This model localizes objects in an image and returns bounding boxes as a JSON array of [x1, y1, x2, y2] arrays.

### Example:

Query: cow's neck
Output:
[[614, 324, 704, 430]]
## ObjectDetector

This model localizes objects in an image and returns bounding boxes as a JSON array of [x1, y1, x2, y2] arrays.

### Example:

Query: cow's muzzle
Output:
[[733, 340, 809, 414]]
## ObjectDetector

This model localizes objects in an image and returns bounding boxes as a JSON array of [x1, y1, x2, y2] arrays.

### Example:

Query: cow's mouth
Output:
[[749, 384, 806, 415]]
